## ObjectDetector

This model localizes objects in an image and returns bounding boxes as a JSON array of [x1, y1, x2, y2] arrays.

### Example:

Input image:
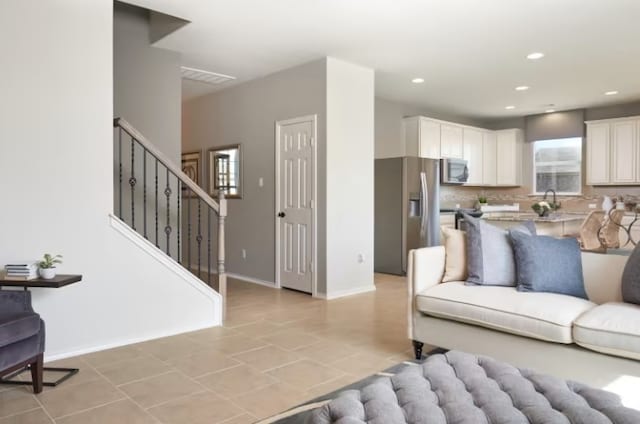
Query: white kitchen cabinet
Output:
[[440, 124, 464, 159], [586, 122, 611, 185], [482, 131, 497, 186], [585, 116, 640, 186], [611, 120, 637, 184], [402, 115, 521, 187], [463, 128, 483, 185], [495, 129, 523, 186], [402, 117, 440, 159]]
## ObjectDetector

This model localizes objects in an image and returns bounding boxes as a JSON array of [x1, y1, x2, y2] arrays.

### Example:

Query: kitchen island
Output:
[[482, 212, 585, 237]]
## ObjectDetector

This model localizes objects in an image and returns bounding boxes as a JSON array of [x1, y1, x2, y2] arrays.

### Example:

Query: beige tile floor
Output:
[[0, 273, 413, 423]]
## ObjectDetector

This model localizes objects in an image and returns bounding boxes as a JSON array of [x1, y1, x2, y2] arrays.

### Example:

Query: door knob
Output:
[[278, 212, 286, 218]]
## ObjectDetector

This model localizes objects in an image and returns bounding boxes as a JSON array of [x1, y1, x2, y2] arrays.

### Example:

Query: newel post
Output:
[[217, 191, 227, 319]]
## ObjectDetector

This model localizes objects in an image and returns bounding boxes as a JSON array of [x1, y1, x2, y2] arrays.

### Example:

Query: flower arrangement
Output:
[[531, 201, 560, 217]]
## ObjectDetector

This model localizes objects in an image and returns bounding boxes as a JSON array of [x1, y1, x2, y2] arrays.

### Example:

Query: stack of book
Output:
[[4, 262, 38, 281]]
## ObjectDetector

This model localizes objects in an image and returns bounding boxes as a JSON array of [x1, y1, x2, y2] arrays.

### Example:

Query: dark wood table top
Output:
[[0, 274, 82, 289]]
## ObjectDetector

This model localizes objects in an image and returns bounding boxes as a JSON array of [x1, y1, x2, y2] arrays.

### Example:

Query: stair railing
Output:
[[113, 118, 227, 315]]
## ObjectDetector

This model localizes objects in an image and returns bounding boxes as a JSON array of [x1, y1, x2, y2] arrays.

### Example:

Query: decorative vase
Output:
[[602, 196, 614, 212], [39, 268, 56, 280]]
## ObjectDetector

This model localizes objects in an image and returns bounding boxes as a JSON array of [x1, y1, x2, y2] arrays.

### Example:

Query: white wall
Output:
[[0, 0, 221, 360], [325, 58, 375, 297]]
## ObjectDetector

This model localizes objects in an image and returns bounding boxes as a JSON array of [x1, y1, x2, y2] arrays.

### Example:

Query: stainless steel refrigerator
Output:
[[374, 157, 440, 275]]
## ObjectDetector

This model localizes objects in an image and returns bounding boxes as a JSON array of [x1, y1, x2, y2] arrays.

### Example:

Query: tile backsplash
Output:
[[441, 185, 640, 212]]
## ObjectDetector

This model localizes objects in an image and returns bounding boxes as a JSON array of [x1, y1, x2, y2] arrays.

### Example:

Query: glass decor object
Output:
[[208, 144, 242, 199]]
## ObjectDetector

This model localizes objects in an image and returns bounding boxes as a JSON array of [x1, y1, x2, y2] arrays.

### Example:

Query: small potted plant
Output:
[[38, 254, 62, 279], [532, 201, 552, 217], [477, 195, 488, 207]]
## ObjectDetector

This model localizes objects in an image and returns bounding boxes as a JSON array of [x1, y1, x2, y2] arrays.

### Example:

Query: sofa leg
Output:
[[412, 340, 424, 360], [30, 354, 43, 394]]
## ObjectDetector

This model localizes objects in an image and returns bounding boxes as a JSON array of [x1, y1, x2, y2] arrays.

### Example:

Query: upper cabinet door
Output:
[[495, 129, 522, 186], [463, 128, 483, 185], [440, 124, 464, 159], [482, 131, 497, 186], [586, 123, 610, 185], [419, 118, 441, 159], [611, 120, 637, 184]]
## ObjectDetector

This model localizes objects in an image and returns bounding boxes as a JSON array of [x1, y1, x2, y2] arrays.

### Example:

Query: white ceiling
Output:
[[125, 0, 640, 120]]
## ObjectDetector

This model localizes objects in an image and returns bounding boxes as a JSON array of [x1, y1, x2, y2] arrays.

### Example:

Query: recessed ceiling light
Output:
[[605, 90, 619, 96], [515, 86, 529, 91], [505, 105, 516, 110], [527, 52, 545, 60], [545, 109, 556, 113], [412, 78, 424, 84]]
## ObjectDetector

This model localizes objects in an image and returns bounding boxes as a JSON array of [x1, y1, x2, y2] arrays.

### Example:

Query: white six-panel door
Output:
[[275, 115, 316, 294]]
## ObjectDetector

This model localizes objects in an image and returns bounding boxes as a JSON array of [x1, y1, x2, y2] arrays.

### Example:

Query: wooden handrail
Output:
[[114, 118, 220, 214]]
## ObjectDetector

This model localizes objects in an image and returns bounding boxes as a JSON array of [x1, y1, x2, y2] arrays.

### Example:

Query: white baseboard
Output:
[[190, 264, 277, 289], [227, 272, 277, 288], [45, 321, 218, 362], [316, 285, 376, 300]]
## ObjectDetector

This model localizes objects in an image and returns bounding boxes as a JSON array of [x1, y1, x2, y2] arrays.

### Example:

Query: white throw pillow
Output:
[[441, 227, 467, 282]]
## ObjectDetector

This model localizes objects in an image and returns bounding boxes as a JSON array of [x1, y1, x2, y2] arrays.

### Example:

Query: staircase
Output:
[[113, 118, 227, 314]]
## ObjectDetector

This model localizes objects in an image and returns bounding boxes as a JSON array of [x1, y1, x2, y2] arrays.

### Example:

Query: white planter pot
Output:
[[39, 268, 56, 280]]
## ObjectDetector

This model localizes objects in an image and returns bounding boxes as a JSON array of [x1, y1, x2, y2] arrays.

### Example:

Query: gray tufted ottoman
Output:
[[309, 351, 640, 423]]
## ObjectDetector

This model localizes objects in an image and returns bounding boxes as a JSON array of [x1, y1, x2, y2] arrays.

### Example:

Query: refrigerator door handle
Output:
[[420, 172, 428, 245]]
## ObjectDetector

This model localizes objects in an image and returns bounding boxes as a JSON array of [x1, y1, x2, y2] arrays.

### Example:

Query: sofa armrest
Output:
[[407, 246, 445, 340], [0, 291, 34, 314]]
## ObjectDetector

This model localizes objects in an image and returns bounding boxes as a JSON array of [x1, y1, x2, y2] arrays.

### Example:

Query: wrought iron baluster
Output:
[[177, 179, 181, 265], [118, 128, 122, 218], [130, 137, 136, 230], [165, 168, 172, 256], [187, 189, 191, 272], [207, 207, 211, 286], [197, 199, 202, 279], [143, 150, 147, 239], [155, 161, 159, 247]]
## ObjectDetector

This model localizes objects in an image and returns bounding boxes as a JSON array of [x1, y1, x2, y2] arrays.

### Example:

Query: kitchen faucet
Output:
[[543, 189, 558, 208]]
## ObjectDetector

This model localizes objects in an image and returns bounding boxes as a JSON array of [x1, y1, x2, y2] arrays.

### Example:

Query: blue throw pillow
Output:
[[509, 230, 587, 299], [463, 213, 536, 287]]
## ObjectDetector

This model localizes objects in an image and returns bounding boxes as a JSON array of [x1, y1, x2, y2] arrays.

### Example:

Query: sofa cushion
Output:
[[509, 231, 588, 299], [573, 302, 640, 360], [463, 213, 535, 287], [416, 282, 595, 343], [622, 242, 640, 305], [441, 227, 467, 283], [0, 312, 41, 348]]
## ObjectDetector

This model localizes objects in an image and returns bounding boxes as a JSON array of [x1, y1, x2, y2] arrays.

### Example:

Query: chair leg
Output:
[[412, 340, 424, 360], [30, 354, 43, 394]]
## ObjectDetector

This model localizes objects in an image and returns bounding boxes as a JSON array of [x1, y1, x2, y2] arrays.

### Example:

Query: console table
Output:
[[0, 274, 82, 387]]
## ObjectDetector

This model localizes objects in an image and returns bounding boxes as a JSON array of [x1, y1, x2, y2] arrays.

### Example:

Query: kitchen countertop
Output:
[[483, 213, 586, 223]]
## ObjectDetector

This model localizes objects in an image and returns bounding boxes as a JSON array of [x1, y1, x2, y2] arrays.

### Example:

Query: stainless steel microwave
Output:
[[441, 158, 469, 184]]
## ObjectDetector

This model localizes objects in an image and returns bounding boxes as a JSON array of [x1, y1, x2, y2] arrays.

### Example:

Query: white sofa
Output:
[[408, 246, 640, 387]]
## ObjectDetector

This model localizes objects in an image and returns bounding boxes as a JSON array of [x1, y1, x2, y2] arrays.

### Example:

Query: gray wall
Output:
[[375, 97, 486, 158], [114, 2, 181, 162], [524, 109, 585, 142], [114, 2, 183, 250], [182, 60, 327, 285]]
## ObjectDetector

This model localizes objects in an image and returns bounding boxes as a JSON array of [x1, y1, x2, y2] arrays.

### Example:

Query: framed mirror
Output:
[[208, 144, 242, 199]]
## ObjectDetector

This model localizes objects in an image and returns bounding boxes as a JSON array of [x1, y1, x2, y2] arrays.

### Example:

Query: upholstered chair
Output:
[[0, 291, 45, 393]]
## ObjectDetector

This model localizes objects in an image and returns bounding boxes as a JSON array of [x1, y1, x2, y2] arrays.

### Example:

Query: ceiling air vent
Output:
[[180, 66, 236, 85]]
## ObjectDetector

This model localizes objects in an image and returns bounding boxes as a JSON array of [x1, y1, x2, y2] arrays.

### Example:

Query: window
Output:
[[533, 137, 582, 195]]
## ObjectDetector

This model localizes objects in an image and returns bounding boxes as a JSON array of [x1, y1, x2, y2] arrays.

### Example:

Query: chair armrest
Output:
[[0, 291, 34, 314], [407, 246, 445, 340]]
